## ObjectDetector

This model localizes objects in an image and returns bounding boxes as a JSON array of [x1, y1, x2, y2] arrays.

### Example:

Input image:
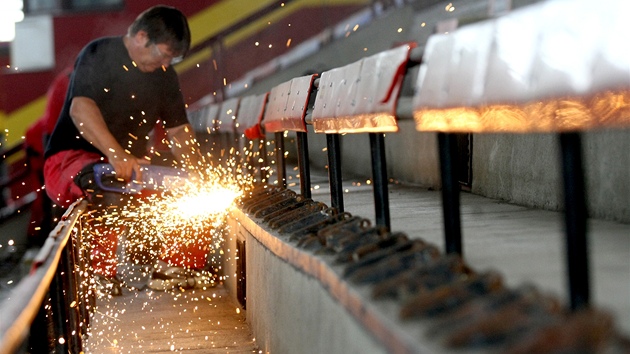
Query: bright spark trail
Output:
[[79, 145, 269, 352]]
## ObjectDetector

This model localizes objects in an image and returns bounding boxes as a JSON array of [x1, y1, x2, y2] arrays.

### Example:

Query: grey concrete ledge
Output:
[[232, 208, 451, 354]]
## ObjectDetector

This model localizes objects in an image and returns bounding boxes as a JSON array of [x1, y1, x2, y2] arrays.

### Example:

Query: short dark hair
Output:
[[129, 5, 191, 57]]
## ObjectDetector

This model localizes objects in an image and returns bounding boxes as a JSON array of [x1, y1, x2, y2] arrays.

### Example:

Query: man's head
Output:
[[126, 5, 191, 72]]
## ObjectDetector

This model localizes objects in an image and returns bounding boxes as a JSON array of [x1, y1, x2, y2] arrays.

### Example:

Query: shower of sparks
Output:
[[168, 184, 239, 219], [73, 136, 275, 352], [114, 169, 244, 267], [2, 57, 279, 348]]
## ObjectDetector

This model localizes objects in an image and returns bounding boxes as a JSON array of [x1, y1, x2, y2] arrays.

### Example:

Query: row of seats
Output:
[[187, 1, 629, 351]]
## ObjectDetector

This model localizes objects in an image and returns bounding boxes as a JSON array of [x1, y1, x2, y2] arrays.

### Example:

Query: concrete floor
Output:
[[0, 208, 259, 354], [84, 280, 258, 354]]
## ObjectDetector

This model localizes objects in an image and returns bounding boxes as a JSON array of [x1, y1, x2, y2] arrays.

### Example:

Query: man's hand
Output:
[[70, 97, 149, 182], [108, 153, 149, 182]]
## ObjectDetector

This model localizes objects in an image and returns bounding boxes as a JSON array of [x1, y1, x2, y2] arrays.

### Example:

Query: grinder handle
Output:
[[93, 163, 143, 193]]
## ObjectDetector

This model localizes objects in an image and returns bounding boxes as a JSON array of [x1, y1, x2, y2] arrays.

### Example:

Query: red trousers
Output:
[[44, 150, 210, 277], [44, 150, 102, 209]]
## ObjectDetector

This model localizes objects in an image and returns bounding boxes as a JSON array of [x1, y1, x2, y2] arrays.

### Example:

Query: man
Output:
[[44, 6, 202, 295]]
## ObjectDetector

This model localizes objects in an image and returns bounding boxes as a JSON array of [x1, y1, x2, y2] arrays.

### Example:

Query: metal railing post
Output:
[[558, 132, 590, 311], [50, 256, 69, 353], [297, 132, 311, 198], [62, 241, 82, 353], [326, 134, 344, 212], [74, 227, 91, 331], [259, 138, 268, 184], [275, 132, 287, 188], [369, 133, 391, 229], [28, 297, 54, 352], [438, 132, 463, 255]]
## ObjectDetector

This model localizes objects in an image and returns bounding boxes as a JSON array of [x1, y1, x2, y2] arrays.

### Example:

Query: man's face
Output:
[[134, 32, 178, 73]]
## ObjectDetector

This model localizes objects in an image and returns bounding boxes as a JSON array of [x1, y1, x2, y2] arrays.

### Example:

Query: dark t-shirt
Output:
[[45, 36, 188, 159]]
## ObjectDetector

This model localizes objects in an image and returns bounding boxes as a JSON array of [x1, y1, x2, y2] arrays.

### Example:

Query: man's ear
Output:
[[135, 30, 150, 47]]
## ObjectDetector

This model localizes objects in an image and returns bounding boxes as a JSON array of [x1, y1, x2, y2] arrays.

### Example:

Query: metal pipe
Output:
[[369, 133, 391, 229], [326, 134, 344, 212], [51, 253, 69, 353], [0, 201, 87, 354], [259, 138, 268, 184], [395, 97, 414, 122], [297, 132, 312, 198], [62, 243, 82, 353], [559, 132, 590, 311], [275, 132, 287, 188], [437, 133, 462, 255], [27, 296, 53, 353], [75, 224, 92, 330], [230, 132, 240, 179]]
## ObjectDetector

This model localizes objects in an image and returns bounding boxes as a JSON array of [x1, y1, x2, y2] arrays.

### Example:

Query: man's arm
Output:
[[70, 96, 144, 181], [165, 123, 202, 170]]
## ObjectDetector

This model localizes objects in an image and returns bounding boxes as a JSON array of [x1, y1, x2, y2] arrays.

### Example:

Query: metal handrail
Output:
[[0, 142, 25, 163], [0, 143, 29, 189], [0, 200, 87, 354], [0, 142, 32, 212]]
